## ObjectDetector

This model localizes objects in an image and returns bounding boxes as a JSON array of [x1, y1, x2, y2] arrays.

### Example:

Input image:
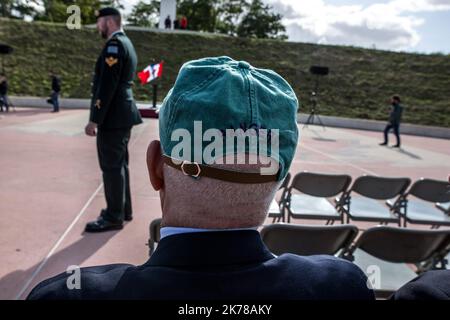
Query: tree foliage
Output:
[[128, 0, 286, 39], [237, 0, 287, 40], [176, 0, 286, 39], [0, 0, 40, 19], [35, 1, 124, 24], [0, 0, 123, 24], [215, 0, 247, 36], [177, 0, 216, 32], [1, 0, 287, 40], [127, 0, 160, 27]]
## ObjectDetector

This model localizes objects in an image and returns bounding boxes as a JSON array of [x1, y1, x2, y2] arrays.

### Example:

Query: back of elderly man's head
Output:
[[161, 155, 280, 228], [147, 57, 299, 229]]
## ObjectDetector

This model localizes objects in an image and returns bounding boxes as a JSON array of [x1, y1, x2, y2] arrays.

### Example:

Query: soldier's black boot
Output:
[[85, 215, 123, 232]]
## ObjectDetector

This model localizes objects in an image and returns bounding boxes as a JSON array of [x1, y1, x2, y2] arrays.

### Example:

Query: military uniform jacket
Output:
[[90, 31, 143, 129]]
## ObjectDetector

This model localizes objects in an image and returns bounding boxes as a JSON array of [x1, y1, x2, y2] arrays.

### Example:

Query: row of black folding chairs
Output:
[[146, 218, 450, 298], [260, 223, 450, 298], [148, 219, 450, 271], [268, 172, 450, 228]]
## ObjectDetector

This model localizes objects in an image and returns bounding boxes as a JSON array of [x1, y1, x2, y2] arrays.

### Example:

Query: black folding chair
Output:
[[286, 172, 352, 224], [147, 218, 162, 256], [389, 178, 450, 228], [260, 223, 358, 256], [338, 175, 410, 226], [343, 226, 450, 298], [436, 202, 450, 215], [267, 173, 291, 223]]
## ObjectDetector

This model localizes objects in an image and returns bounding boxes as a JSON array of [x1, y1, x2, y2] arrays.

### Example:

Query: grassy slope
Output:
[[1, 18, 449, 127]]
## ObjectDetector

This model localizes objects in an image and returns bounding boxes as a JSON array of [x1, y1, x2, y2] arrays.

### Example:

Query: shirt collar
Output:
[[108, 29, 124, 40], [148, 229, 275, 267], [160, 226, 258, 240]]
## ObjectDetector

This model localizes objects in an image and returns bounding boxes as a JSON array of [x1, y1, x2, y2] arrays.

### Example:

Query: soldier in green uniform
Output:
[[84, 7, 143, 232]]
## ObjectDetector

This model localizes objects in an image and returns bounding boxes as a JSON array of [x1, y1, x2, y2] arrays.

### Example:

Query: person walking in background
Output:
[[0, 74, 9, 112], [84, 7, 143, 232], [380, 95, 403, 148], [47, 72, 61, 112]]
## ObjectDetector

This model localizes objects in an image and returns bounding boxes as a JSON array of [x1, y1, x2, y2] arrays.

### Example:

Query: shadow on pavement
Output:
[[0, 229, 120, 300], [310, 128, 337, 142], [0, 108, 54, 117], [397, 148, 422, 160]]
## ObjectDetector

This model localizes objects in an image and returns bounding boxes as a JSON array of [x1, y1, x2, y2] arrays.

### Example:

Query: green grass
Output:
[[1, 18, 449, 127]]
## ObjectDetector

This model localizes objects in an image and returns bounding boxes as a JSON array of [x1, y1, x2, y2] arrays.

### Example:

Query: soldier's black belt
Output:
[[162, 155, 277, 184]]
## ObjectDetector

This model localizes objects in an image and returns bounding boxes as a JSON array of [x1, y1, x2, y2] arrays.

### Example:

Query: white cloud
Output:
[[266, 0, 450, 51], [122, 0, 138, 13]]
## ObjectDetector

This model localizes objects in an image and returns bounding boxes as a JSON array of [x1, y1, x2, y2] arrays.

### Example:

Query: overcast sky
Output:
[[121, 0, 450, 54]]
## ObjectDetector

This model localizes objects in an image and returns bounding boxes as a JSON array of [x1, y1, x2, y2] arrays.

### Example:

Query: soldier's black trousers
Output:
[[97, 127, 132, 222]]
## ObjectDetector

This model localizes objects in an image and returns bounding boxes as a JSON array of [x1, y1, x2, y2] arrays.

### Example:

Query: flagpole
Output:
[[152, 82, 158, 109]]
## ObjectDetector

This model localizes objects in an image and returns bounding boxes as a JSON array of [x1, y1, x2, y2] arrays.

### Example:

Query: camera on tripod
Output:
[[304, 65, 329, 128]]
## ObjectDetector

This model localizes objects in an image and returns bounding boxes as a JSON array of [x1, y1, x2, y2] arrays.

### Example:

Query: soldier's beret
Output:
[[95, 7, 121, 19]]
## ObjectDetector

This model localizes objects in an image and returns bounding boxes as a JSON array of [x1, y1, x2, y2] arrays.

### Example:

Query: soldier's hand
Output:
[[85, 121, 97, 136]]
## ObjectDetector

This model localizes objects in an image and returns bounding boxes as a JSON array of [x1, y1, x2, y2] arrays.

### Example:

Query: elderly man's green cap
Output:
[[159, 56, 299, 182]]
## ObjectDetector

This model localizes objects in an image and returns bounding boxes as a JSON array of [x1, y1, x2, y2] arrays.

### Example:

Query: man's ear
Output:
[[146, 140, 164, 191]]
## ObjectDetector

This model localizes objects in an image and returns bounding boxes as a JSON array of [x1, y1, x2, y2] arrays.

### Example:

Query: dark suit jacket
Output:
[[391, 270, 450, 300], [27, 230, 374, 300], [90, 31, 142, 129]]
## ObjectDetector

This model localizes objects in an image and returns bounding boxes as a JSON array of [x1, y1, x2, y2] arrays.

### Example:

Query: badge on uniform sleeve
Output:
[[107, 46, 118, 54], [105, 56, 118, 67], [95, 99, 101, 109]]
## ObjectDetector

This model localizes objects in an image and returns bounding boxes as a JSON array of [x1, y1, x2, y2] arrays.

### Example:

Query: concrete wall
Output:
[[8, 96, 450, 140]]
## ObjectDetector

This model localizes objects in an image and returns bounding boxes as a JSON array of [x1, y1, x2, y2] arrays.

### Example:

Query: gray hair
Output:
[[161, 155, 280, 229]]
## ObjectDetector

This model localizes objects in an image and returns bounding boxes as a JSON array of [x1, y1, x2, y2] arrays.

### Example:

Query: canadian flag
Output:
[[138, 61, 164, 84]]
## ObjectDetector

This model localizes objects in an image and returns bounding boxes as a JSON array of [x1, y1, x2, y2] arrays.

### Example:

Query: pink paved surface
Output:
[[0, 108, 449, 300]]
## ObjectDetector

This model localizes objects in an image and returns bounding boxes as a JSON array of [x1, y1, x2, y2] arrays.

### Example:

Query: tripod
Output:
[[303, 76, 325, 129]]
